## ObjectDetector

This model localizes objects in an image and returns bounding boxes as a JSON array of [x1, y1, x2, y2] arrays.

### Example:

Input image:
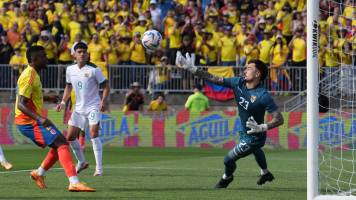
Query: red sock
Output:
[[57, 145, 77, 177], [41, 148, 58, 170], [79, 134, 85, 151]]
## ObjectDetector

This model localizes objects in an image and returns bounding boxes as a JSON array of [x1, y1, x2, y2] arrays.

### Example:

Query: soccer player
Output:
[[15, 45, 95, 192], [175, 51, 284, 188], [56, 42, 110, 176], [0, 145, 12, 170]]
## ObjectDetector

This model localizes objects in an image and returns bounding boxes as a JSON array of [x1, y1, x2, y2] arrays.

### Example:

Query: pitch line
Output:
[[0, 166, 306, 174]]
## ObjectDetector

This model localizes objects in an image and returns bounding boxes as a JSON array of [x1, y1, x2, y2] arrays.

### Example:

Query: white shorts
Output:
[[68, 109, 101, 130]]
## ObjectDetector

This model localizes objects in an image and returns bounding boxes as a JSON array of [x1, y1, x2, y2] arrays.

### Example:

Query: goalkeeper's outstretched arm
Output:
[[175, 51, 224, 85]]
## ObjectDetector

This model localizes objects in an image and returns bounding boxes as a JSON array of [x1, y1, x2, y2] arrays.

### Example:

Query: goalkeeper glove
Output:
[[175, 51, 197, 73], [246, 116, 268, 134]]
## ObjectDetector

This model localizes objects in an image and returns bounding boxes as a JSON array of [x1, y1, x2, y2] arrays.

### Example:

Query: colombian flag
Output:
[[204, 67, 235, 101]]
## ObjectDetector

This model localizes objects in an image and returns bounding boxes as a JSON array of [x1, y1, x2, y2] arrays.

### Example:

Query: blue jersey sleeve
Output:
[[223, 77, 241, 88], [260, 92, 278, 113]]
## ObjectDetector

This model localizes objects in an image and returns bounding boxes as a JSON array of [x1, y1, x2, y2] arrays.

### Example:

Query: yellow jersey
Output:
[[88, 42, 106, 62], [291, 38, 306, 62], [271, 44, 289, 66], [219, 36, 237, 62], [258, 39, 274, 64], [148, 100, 168, 111], [130, 42, 146, 64], [15, 66, 43, 125]]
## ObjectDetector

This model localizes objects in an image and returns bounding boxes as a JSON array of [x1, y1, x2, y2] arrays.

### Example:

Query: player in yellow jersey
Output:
[[15, 46, 95, 192]]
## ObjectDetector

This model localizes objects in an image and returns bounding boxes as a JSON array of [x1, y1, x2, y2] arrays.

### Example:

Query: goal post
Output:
[[307, 0, 320, 198], [308, 0, 356, 199]]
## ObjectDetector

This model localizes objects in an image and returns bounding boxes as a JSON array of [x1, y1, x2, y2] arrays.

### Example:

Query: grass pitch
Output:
[[0, 147, 306, 200]]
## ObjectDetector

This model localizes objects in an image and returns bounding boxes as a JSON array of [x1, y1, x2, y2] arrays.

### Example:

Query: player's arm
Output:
[[56, 83, 72, 112], [266, 110, 284, 130], [17, 95, 52, 127], [176, 51, 224, 85], [99, 80, 110, 112]]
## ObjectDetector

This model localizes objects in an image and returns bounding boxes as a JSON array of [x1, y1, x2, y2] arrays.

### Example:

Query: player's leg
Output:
[[0, 145, 12, 170], [67, 111, 89, 173], [20, 122, 95, 191], [88, 109, 103, 176], [50, 133, 95, 192], [253, 148, 274, 185], [78, 130, 86, 151], [89, 124, 102, 176], [215, 140, 257, 188]]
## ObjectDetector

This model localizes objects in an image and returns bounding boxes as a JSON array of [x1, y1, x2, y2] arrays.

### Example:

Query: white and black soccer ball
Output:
[[141, 30, 162, 52]]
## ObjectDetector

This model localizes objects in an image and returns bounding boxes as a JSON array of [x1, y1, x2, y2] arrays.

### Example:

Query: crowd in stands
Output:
[[0, 0, 354, 92]]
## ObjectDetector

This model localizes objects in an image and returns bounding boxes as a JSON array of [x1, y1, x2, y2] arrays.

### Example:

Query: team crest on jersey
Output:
[[84, 73, 90, 77], [250, 95, 257, 103]]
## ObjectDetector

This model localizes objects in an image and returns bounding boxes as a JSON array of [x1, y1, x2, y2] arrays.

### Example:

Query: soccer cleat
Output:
[[93, 170, 103, 176], [76, 162, 89, 174], [214, 175, 234, 189], [30, 170, 46, 189], [257, 172, 275, 185], [1, 161, 13, 170], [68, 182, 96, 192]]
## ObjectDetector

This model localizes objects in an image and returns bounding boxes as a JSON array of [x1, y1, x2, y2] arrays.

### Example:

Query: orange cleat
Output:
[[68, 182, 96, 192], [1, 161, 13, 170], [30, 170, 46, 189]]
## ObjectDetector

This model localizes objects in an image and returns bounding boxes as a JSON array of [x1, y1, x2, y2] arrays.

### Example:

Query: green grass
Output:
[[0, 147, 306, 200]]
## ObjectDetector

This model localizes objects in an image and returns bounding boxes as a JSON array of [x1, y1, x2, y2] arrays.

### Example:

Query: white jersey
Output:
[[66, 63, 106, 113]]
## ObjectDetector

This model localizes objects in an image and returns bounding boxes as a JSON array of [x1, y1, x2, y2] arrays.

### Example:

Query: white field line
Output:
[[0, 166, 306, 174]]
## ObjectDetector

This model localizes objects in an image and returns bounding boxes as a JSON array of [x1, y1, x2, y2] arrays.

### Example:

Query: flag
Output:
[[204, 67, 235, 101]]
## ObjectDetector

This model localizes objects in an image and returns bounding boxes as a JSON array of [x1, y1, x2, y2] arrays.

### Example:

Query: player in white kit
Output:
[[56, 42, 110, 176]]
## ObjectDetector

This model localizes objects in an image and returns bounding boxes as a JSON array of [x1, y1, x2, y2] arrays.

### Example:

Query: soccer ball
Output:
[[141, 30, 162, 52]]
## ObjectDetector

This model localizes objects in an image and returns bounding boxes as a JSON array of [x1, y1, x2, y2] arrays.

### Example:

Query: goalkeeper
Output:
[[175, 52, 284, 188]]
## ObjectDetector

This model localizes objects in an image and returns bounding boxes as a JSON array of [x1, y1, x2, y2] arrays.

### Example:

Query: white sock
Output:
[[69, 140, 86, 164], [69, 176, 80, 184], [37, 167, 46, 176], [0, 145, 6, 162], [261, 169, 269, 175], [91, 137, 103, 172]]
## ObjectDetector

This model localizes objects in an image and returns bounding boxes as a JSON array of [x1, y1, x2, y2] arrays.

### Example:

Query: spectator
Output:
[[9, 48, 27, 75], [149, 0, 162, 31], [185, 84, 209, 112], [129, 32, 146, 65], [218, 25, 238, 66], [107, 35, 120, 65], [0, 34, 13, 64], [243, 35, 259, 64], [148, 56, 171, 98], [13, 33, 27, 57], [58, 34, 72, 64], [124, 82, 145, 112], [258, 31, 274, 66], [6, 22, 20, 48], [197, 29, 218, 66], [88, 33, 107, 64], [270, 34, 292, 93], [289, 26, 306, 90], [276, 2, 293, 43], [118, 34, 131, 65], [167, 17, 184, 65], [147, 93, 168, 112], [36, 30, 57, 64]]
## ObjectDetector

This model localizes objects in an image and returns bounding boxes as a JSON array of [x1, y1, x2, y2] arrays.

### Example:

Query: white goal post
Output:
[[307, 0, 356, 199]]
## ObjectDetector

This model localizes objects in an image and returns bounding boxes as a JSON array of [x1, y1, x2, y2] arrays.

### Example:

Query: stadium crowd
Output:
[[0, 0, 354, 92]]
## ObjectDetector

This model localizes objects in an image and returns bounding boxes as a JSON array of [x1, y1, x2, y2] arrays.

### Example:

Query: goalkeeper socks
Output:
[[41, 148, 59, 172], [69, 140, 86, 164], [57, 145, 77, 177], [0, 145, 6, 162], [253, 149, 267, 170], [91, 137, 103, 172]]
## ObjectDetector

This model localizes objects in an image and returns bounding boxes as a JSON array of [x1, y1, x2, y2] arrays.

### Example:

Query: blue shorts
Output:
[[17, 121, 62, 148]]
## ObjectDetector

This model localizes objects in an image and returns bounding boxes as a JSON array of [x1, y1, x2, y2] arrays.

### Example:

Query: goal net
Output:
[[309, 0, 356, 199]]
